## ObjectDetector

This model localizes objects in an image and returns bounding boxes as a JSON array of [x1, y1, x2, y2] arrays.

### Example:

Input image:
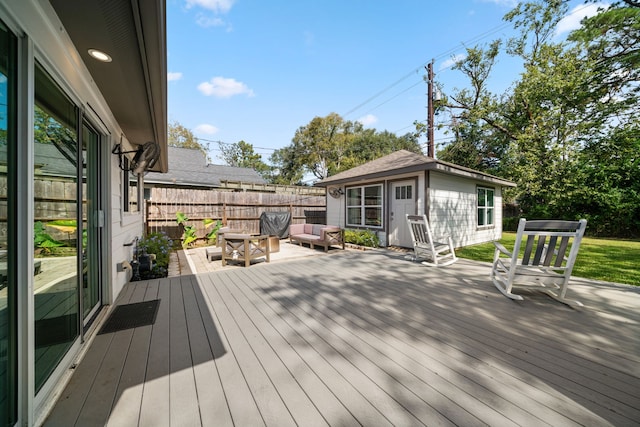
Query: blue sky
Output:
[[166, 0, 606, 166]]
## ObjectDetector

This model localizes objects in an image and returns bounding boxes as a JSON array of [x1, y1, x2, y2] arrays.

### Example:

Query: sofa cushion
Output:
[[311, 224, 324, 236], [289, 224, 305, 235], [294, 233, 322, 241], [304, 224, 314, 234]]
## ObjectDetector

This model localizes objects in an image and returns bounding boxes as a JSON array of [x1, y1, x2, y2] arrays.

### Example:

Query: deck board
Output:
[[168, 277, 200, 427], [240, 263, 534, 427], [181, 274, 233, 427], [138, 279, 171, 427], [43, 249, 640, 426], [195, 273, 265, 427], [203, 273, 296, 427]]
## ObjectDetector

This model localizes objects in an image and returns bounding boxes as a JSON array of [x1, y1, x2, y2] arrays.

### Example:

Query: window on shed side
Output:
[[477, 186, 495, 227]]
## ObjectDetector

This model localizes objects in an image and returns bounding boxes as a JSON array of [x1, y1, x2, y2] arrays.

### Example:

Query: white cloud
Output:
[[357, 114, 378, 127], [195, 124, 219, 135], [167, 72, 183, 81], [185, 0, 235, 13], [440, 54, 467, 71], [185, 0, 235, 29], [198, 77, 255, 98], [195, 14, 229, 28], [476, 0, 517, 7], [556, 3, 609, 36]]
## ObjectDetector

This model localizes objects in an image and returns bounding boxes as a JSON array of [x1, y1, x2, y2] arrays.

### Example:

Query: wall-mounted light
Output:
[[88, 48, 112, 62]]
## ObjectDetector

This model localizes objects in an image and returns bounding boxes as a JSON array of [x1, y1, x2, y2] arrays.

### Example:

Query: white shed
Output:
[[316, 150, 516, 248]]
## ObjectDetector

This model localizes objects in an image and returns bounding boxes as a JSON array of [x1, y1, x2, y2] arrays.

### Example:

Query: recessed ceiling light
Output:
[[88, 49, 112, 62]]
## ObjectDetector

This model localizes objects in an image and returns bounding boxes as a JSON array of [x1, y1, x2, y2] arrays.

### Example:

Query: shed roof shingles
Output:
[[317, 150, 515, 187]]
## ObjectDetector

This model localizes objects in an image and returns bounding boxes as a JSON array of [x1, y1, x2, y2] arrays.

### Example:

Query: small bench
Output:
[[289, 224, 344, 252]]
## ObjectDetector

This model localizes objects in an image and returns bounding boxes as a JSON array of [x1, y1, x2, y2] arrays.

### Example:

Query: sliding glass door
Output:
[[33, 63, 80, 392], [0, 19, 17, 427], [82, 123, 102, 324], [33, 64, 104, 392]]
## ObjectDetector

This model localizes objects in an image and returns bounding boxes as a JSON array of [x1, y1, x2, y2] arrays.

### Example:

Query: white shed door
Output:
[[389, 180, 415, 247]]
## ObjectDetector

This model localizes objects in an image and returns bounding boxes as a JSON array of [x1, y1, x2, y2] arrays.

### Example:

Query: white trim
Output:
[[346, 183, 384, 229], [16, 31, 35, 427]]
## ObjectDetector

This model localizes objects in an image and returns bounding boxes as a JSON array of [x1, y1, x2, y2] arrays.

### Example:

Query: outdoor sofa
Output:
[[289, 223, 345, 252]]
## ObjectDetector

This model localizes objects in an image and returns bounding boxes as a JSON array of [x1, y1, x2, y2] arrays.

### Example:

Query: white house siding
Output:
[[325, 190, 344, 227], [428, 171, 503, 247], [111, 163, 143, 299]]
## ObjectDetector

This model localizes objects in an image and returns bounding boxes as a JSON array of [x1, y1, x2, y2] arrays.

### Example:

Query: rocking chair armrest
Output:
[[493, 241, 512, 257]]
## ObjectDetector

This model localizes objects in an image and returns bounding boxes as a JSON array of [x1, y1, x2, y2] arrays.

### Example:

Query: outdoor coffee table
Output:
[[221, 234, 270, 267]]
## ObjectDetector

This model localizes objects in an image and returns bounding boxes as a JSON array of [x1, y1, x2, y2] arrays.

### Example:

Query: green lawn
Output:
[[456, 233, 640, 287]]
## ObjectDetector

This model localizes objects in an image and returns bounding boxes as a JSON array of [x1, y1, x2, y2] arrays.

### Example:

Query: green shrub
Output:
[[344, 229, 380, 248], [137, 232, 173, 268], [204, 218, 222, 243]]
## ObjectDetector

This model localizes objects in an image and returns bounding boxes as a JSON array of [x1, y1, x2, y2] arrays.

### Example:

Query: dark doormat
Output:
[[98, 299, 160, 335]]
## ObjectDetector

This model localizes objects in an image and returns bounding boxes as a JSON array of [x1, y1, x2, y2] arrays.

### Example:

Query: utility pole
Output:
[[426, 58, 435, 158]]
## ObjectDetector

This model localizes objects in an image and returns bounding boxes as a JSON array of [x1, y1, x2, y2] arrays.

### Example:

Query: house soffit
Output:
[[49, 0, 168, 173]]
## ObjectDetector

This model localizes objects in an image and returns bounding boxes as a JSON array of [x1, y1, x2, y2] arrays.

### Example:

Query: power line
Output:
[[341, 2, 595, 119], [341, 21, 512, 119]]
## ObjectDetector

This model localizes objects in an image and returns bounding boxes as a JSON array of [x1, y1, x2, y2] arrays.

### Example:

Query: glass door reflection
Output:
[[33, 63, 79, 392]]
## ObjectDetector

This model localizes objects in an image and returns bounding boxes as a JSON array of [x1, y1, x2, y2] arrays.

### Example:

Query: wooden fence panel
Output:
[[145, 188, 326, 242]]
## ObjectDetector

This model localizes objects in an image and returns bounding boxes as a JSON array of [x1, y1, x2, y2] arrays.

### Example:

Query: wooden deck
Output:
[[43, 248, 640, 426]]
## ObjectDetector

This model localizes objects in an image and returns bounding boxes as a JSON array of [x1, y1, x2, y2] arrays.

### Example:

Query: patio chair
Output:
[[491, 218, 587, 306], [406, 214, 457, 267]]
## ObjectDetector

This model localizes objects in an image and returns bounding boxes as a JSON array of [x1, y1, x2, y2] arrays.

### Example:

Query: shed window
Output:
[[346, 184, 383, 228], [477, 187, 495, 227], [395, 185, 412, 200]]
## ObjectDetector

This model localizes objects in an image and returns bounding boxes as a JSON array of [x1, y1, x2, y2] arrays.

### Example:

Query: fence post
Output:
[[223, 202, 227, 225]]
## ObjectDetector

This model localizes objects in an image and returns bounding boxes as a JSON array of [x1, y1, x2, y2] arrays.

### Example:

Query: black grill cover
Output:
[[260, 212, 291, 238]]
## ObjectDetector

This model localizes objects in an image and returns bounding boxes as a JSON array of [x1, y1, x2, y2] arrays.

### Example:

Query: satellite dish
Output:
[[328, 187, 343, 198], [131, 141, 160, 175]]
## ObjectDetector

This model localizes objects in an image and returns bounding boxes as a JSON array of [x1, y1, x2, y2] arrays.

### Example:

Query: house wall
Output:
[[428, 171, 503, 247], [326, 188, 345, 227], [1, 1, 145, 424]]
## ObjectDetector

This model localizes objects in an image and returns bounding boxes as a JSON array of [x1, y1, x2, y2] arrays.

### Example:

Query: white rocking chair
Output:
[[491, 218, 587, 306], [406, 214, 457, 267]]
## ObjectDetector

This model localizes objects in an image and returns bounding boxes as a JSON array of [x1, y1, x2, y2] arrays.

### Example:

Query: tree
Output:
[[218, 140, 271, 180], [441, 0, 640, 235], [269, 145, 305, 185], [273, 113, 423, 182], [568, 4, 640, 129], [343, 129, 422, 170], [437, 40, 509, 172], [168, 121, 208, 158], [288, 113, 363, 180]]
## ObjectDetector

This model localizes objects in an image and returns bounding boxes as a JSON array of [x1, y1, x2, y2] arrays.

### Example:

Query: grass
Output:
[[456, 233, 640, 287]]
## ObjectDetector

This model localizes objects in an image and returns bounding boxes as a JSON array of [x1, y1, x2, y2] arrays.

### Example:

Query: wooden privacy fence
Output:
[[145, 187, 326, 241]]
